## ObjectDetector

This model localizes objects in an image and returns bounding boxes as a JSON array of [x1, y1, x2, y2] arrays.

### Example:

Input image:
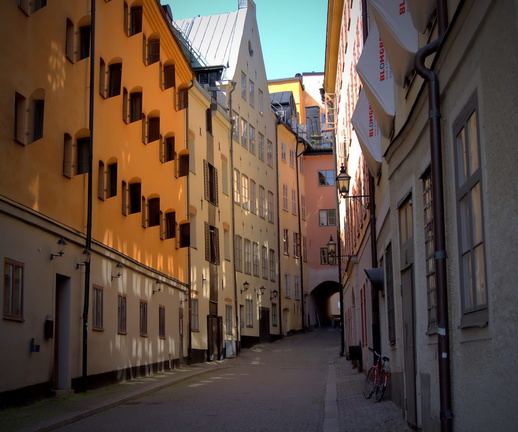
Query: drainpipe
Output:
[[413, 2, 452, 432], [184, 78, 194, 365], [295, 136, 306, 331], [81, 0, 96, 393], [274, 117, 283, 338]]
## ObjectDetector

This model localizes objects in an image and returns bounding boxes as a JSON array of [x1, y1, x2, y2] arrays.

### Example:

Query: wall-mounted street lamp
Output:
[[325, 235, 349, 266], [270, 289, 278, 301], [153, 280, 163, 294], [180, 291, 189, 305], [76, 249, 92, 269], [111, 262, 123, 280], [50, 237, 67, 260], [336, 164, 369, 209], [256, 286, 266, 299], [241, 281, 249, 294]]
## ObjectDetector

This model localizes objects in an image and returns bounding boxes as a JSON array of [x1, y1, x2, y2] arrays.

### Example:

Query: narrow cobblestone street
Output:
[[1, 328, 413, 432]]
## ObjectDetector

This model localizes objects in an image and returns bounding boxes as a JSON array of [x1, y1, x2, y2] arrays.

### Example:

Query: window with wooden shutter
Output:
[[205, 223, 220, 265]]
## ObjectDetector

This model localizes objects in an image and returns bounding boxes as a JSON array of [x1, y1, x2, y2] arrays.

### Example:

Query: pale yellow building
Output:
[[0, 0, 192, 404]]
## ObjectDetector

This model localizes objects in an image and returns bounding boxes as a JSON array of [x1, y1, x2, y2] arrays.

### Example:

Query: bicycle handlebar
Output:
[[368, 347, 389, 362]]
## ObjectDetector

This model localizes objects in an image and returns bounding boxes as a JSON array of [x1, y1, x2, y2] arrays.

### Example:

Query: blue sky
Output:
[[165, 0, 328, 80]]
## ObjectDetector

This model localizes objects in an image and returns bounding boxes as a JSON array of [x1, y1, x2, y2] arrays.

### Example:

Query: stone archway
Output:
[[308, 281, 341, 328]]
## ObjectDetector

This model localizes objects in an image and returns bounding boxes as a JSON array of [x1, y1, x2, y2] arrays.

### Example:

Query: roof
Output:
[[174, 10, 244, 80]]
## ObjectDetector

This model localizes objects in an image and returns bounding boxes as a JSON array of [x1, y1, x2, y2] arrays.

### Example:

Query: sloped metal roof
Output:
[[174, 11, 241, 75]]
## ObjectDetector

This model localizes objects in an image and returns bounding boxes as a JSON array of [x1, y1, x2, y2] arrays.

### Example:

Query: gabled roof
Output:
[[174, 9, 245, 80]]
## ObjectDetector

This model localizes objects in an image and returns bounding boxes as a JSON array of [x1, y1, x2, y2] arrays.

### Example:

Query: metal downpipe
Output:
[[413, 1, 452, 431]]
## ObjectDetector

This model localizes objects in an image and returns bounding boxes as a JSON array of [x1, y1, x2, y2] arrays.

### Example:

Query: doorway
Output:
[[53, 274, 71, 391]]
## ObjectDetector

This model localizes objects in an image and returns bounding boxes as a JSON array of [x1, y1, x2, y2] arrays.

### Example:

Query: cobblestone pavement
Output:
[[1, 328, 414, 432], [333, 354, 414, 432]]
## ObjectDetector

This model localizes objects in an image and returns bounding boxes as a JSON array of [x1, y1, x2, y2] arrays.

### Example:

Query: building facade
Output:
[[325, 0, 518, 430], [0, 0, 193, 405]]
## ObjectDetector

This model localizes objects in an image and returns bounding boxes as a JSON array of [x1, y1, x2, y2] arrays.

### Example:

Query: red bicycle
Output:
[[363, 347, 390, 402]]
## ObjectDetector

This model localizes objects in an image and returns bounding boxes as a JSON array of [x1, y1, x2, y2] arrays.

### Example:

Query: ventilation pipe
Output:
[[413, 2, 452, 431]]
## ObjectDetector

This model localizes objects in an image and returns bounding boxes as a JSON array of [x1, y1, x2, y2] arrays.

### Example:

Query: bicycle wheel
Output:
[[363, 367, 376, 399], [375, 369, 387, 402]]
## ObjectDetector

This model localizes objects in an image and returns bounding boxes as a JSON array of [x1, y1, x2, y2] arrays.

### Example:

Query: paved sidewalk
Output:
[[0, 361, 232, 432]]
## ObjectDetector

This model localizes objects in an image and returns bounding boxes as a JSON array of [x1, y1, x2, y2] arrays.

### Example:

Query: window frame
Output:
[[92, 286, 104, 331], [3, 259, 24, 321]]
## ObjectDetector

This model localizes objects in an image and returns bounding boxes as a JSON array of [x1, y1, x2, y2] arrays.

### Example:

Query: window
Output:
[[294, 276, 300, 300], [99, 58, 106, 96], [249, 126, 256, 155], [246, 299, 253, 327], [179, 222, 190, 248], [318, 170, 335, 186], [178, 153, 189, 177], [148, 116, 160, 142], [30, 93, 45, 142], [453, 93, 487, 326], [117, 294, 127, 334], [107, 163, 117, 198], [108, 63, 122, 98], [130, 92, 142, 123], [262, 246, 268, 279], [79, 25, 91, 60], [76, 137, 90, 175], [205, 223, 220, 264], [258, 133, 265, 161], [320, 247, 330, 265], [268, 191, 274, 223], [226, 305, 233, 335], [253, 243, 259, 277], [222, 157, 229, 196], [319, 209, 336, 226], [232, 111, 239, 141], [129, 182, 142, 214], [269, 249, 276, 281], [301, 195, 306, 220], [165, 211, 176, 239], [65, 19, 75, 61], [258, 89, 264, 114], [272, 303, 278, 326], [130, 6, 142, 36], [3, 259, 23, 320], [250, 180, 257, 214], [241, 72, 247, 99], [267, 140, 273, 167], [204, 161, 219, 205], [244, 239, 251, 274], [283, 229, 289, 255], [159, 306, 166, 338], [302, 236, 308, 261], [191, 298, 199, 331], [282, 185, 288, 211], [249, 80, 255, 107], [241, 175, 249, 210], [241, 119, 247, 149], [281, 143, 286, 162], [290, 149, 295, 167], [233, 169, 241, 204], [235, 236, 243, 272], [163, 136, 175, 162], [259, 186, 266, 218], [93, 286, 103, 330], [423, 169, 437, 334], [163, 64, 175, 89], [178, 88, 188, 110], [147, 197, 160, 227], [292, 189, 297, 214], [285, 274, 291, 298], [148, 38, 160, 65], [293, 232, 300, 257], [139, 300, 148, 336]]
